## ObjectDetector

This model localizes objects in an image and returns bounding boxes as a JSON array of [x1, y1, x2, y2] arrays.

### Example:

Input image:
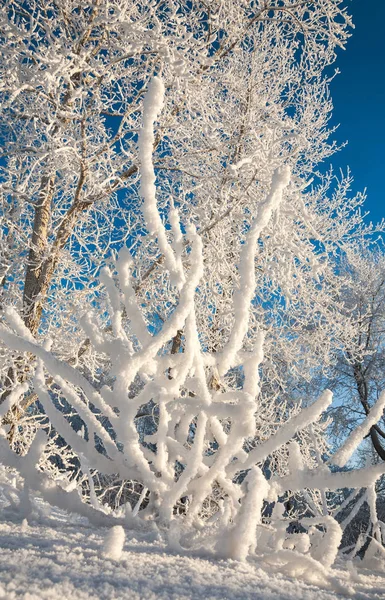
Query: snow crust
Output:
[[0, 497, 384, 600]]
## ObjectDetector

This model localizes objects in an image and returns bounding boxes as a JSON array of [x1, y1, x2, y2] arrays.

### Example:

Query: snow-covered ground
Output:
[[0, 499, 385, 600]]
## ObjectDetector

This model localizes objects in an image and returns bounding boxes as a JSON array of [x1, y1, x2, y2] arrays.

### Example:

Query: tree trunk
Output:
[[23, 174, 55, 335]]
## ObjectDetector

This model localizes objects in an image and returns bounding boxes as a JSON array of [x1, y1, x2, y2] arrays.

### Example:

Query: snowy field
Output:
[[0, 499, 385, 600]]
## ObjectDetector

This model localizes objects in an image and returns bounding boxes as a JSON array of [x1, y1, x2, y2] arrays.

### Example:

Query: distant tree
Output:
[[322, 244, 385, 462]]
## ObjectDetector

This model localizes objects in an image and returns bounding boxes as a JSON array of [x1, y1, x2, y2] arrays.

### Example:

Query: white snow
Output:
[[0, 494, 384, 600]]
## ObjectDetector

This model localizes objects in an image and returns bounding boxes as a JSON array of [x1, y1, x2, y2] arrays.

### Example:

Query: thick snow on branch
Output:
[[138, 76, 181, 287], [218, 467, 269, 561], [0, 432, 125, 528], [228, 390, 333, 476], [219, 166, 291, 375], [0, 317, 117, 422], [269, 462, 385, 499], [116, 246, 152, 347], [0, 381, 29, 421]]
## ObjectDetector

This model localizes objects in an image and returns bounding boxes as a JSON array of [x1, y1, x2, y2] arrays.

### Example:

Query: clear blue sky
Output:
[[328, 0, 385, 225]]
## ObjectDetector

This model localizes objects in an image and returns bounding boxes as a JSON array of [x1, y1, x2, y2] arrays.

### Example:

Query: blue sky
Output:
[[328, 0, 385, 225]]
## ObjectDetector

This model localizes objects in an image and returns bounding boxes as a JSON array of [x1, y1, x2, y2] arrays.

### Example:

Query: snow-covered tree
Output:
[[0, 0, 353, 374], [319, 243, 385, 462], [1, 0, 385, 577]]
